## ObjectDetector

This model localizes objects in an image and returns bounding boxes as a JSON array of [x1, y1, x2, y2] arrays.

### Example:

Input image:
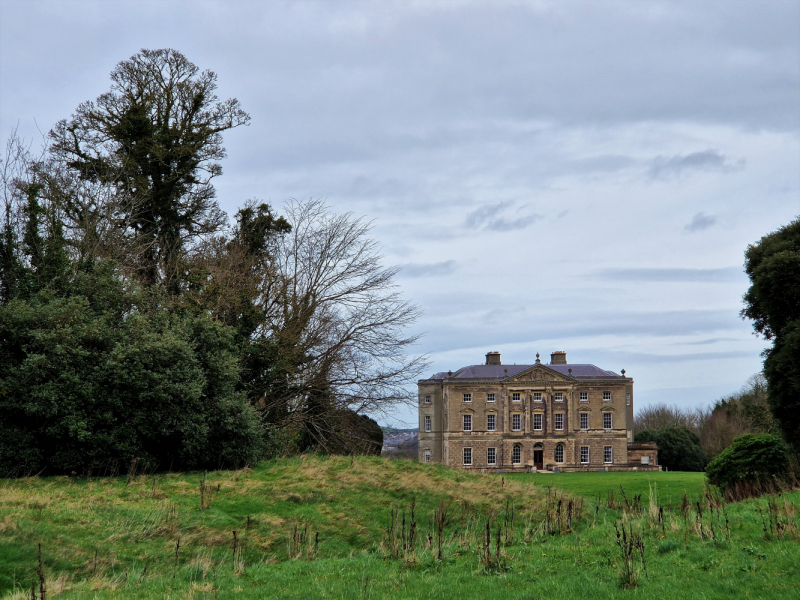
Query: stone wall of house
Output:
[[626, 442, 660, 470], [418, 358, 653, 472]]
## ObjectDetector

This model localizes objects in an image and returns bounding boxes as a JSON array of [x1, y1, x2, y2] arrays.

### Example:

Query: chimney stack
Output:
[[485, 351, 501, 365], [550, 351, 567, 365]]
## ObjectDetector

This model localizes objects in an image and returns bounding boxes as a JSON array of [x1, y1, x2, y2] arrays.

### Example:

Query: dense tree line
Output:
[[634, 215, 800, 474], [633, 373, 779, 469], [0, 49, 421, 476]]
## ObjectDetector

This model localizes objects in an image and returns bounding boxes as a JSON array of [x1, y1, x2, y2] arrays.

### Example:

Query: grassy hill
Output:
[[1, 456, 798, 599]]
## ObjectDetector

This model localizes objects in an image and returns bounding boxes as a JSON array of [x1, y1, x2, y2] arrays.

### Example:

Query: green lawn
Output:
[[505, 471, 708, 506], [1, 458, 798, 599]]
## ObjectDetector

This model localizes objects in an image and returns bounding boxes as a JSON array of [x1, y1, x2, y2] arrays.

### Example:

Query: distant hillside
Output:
[[382, 428, 418, 457]]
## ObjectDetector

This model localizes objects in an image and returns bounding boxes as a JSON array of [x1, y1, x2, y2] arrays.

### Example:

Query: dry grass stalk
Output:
[[613, 521, 646, 589]]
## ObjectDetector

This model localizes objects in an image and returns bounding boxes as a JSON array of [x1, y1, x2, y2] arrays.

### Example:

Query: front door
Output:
[[534, 450, 543, 470]]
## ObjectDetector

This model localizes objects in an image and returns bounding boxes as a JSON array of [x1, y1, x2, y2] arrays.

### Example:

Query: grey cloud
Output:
[[599, 267, 744, 283], [416, 308, 748, 355], [398, 260, 458, 278], [587, 350, 755, 365], [464, 202, 543, 232], [572, 155, 637, 174], [670, 337, 742, 346], [685, 212, 717, 232], [649, 150, 745, 180]]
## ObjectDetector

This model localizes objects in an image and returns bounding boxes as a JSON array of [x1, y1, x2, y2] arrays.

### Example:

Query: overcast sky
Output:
[[2, 0, 798, 426]]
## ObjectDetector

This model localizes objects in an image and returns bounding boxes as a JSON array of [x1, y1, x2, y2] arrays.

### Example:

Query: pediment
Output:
[[507, 364, 574, 383]]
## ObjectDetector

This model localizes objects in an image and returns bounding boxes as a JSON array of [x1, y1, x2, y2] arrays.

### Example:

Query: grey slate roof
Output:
[[425, 363, 622, 381]]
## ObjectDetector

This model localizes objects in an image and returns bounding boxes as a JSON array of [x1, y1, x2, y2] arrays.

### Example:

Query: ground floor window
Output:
[[604, 446, 613, 464], [580, 446, 589, 464], [424, 450, 431, 463], [463, 447, 472, 466], [533, 413, 542, 430], [487, 447, 496, 465], [555, 443, 564, 463], [512, 444, 521, 464]]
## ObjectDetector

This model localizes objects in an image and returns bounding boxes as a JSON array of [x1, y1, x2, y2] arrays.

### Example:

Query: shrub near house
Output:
[[706, 433, 793, 499]]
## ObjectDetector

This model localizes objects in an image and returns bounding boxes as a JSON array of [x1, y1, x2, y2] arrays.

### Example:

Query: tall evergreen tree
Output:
[[742, 217, 800, 453]]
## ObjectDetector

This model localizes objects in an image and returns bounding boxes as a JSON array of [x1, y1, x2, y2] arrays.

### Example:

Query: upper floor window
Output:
[[580, 413, 589, 430], [554, 413, 564, 430], [512, 392, 521, 402], [487, 393, 496, 403], [533, 413, 542, 431], [603, 413, 612, 430], [424, 415, 431, 432], [511, 414, 521, 431], [424, 449, 431, 463], [626, 393, 631, 406], [463, 447, 472, 466], [487, 447, 497, 465], [603, 391, 612, 402], [424, 395, 431, 404], [579, 392, 588, 402], [533, 392, 542, 402], [555, 443, 564, 463], [463, 393, 472, 403], [580, 446, 590, 464], [487, 413, 496, 431], [554, 392, 564, 402], [463, 414, 472, 432], [511, 444, 521, 464], [604, 446, 613, 464]]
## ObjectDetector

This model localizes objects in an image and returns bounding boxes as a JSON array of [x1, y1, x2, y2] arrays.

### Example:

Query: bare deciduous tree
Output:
[[634, 403, 699, 434], [256, 199, 427, 451], [697, 373, 776, 460]]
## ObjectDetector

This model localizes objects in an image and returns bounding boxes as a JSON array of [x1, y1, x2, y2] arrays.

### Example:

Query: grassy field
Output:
[[505, 471, 708, 506], [1, 457, 798, 599]]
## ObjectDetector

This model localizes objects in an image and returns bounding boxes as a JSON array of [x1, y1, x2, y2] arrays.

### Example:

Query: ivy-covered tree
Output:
[[49, 48, 250, 292], [742, 217, 800, 453]]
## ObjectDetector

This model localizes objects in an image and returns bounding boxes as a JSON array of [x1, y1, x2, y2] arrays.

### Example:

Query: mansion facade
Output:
[[418, 351, 658, 472]]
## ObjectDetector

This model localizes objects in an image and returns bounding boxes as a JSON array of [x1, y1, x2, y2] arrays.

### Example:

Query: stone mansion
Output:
[[418, 351, 658, 472]]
